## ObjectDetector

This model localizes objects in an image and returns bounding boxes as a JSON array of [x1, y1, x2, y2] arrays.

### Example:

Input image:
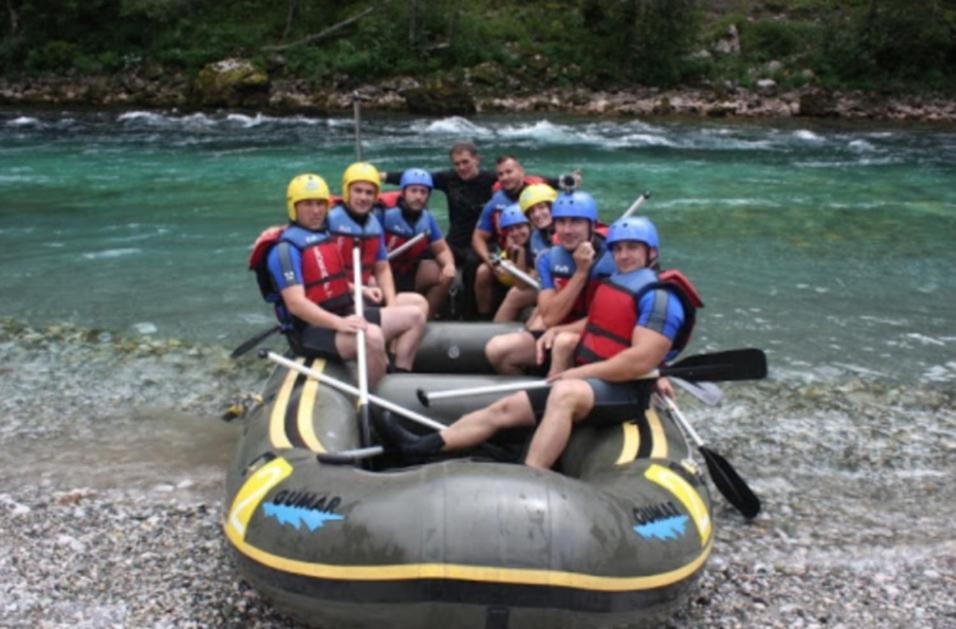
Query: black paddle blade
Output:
[[699, 445, 761, 519], [663, 348, 767, 383], [231, 325, 280, 358]]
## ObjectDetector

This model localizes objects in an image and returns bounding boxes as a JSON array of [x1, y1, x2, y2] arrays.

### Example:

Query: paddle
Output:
[[495, 255, 541, 290], [352, 246, 373, 449], [672, 377, 723, 407], [260, 350, 447, 463], [417, 348, 766, 406], [659, 394, 761, 519], [621, 191, 652, 218], [229, 324, 281, 359], [386, 231, 428, 260]]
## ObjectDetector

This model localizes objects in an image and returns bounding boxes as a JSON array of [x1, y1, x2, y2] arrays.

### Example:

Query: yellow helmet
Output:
[[341, 161, 380, 204], [519, 183, 558, 214], [286, 173, 330, 221]]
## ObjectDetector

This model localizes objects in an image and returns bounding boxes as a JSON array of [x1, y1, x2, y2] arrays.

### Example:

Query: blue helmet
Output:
[[551, 191, 598, 222], [499, 204, 529, 230], [606, 216, 659, 250], [399, 168, 433, 190]]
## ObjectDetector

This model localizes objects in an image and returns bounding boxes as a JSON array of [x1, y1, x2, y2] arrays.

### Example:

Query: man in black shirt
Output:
[[382, 141, 497, 317]]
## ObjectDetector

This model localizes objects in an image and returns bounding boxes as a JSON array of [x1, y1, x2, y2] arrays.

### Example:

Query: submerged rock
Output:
[[193, 58, 270, 109]]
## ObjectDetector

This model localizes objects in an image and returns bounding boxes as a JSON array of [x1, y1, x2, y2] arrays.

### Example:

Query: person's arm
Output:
[[375, 260, 397, 304], [471, 227, 494, 268], [431, 239, 456, 279], [536, 241, 595, 327]]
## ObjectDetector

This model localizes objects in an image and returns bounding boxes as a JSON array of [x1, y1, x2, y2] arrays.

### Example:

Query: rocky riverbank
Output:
[[1, 482, 953, 628], [2, 67, 955, 123]]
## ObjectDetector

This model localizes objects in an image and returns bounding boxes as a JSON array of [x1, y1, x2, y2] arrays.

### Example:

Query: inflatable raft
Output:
[[223, 323, 714, 629]]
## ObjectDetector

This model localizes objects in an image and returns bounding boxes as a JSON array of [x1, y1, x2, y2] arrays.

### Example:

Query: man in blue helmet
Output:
[[484, 190, 615, 374], [377, 216, 700, 468], [381, 169, 456, 319]]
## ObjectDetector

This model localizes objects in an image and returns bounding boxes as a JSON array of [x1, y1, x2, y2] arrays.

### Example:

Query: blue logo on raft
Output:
[[262, 502, 345, 531], [633, 515, 688, 540]]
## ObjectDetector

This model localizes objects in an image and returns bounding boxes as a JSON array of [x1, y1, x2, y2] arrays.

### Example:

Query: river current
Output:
[[1, 109, 954, 600]]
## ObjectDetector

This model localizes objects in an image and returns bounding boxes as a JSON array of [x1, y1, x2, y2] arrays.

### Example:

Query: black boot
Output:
[[374, 411, 444, 457]]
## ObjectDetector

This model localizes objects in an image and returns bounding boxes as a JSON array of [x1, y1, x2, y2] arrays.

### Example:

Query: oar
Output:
[[230, 324, 280, 358], [261, 350, 439, 465], [496, 257, 540, 290], [621, 191, 651, 218], [659, 394, 761, 519], [352, 90, 367, 161], [672, 377, 723, 407], [386, 231, 428, 260], [352, 246, 372, 449], [417, 348, 766, 406]]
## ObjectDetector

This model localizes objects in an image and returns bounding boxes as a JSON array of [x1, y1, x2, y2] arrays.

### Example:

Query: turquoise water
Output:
[[1, 110, 954, 602], [2, 109, 954, 383]]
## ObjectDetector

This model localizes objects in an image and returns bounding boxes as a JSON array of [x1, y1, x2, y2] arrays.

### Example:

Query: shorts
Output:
[[526, 378, 651, 425], [288, 307, 382, 359], [393, 266, 418, 293], [522, 329, 550, 376]]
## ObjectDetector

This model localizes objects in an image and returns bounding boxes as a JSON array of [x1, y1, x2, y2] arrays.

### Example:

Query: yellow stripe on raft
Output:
[[645, 463, 712, 546], [269, 357, 303, 449], [224, 521, 713, 592], [615, 422, 640, 465], [646, 406, 668, 459], [296, 358, 327, 453]]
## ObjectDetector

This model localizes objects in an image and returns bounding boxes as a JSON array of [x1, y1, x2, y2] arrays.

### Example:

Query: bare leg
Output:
[[378, 305, 426, 370], [524, 379, 594, 469], [334, 325, 388, 386], [395, 290, 429, 322], [474, 263, 495, 317], [440, 391, 536, 451], [493, 285, 537, 322], [547, 331, 581, 377], [414, 260, 452, 319], [485, 330, 537, 375]]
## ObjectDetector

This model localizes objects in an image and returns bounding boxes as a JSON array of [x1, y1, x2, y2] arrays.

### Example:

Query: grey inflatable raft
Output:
[[223, 323, 713, 629]]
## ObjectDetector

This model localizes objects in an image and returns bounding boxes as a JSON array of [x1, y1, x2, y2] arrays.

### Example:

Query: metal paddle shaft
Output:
[[496, 258, 540, 290], [386, 231, 428, 260], [661, 395, 761, 519], [418, 348, 767, 405], [621, 191, 651, 218], [672, 378, 723, 407], [263, 351, 446, 431], [352, 246, 372, 448], [352, 91, 363, 161]]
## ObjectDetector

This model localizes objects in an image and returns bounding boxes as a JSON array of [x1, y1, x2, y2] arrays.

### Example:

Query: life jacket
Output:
[[327, 204, 385, 285], [574, 267, 701, 365], [247, 224, 353, 324], [496, 240, 535, 288], [543, 241, 616, 323], [382, 205, 433, 275]]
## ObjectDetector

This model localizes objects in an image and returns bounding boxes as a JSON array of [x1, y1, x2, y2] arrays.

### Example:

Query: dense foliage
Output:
[[3, 0, 955, 93]]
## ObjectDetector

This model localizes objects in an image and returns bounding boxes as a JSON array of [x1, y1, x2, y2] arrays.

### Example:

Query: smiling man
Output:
[[377, 216, 698, 469]]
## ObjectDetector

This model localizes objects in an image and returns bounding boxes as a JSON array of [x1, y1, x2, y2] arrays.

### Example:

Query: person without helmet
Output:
[[484, 190, 615, 375], [377, 216, 699, 469], [381, 168, 456, 319], [325, 163, 428, 373], [491, 204, 540, 323]]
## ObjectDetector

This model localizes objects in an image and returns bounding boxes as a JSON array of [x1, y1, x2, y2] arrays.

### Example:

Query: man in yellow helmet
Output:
[[327, 162, 428, 371], [250, 173, 423, 382]]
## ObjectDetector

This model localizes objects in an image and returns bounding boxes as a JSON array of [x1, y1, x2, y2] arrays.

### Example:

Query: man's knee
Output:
[[488, 393, 532, 429]]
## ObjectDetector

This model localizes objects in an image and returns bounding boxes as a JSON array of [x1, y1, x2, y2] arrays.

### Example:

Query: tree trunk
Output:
[[281, 0, 298, 43], [409, 0, 418, 49], [6, 0, 19, 35]]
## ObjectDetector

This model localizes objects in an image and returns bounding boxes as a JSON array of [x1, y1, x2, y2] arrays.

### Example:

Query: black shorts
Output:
[[522, 329, 550, 376], [288, 307, 382, 359], [526, 378, 651, 425], [393, 267, 418, 294]]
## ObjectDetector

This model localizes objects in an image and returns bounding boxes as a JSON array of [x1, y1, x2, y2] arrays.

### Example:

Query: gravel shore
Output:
[[1, 479, 953, 628]]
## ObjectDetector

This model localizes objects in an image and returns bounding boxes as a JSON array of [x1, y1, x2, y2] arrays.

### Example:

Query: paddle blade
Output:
[[230, 325, 280, 359], [699, 445, 761, 519], [663, 348, 767, 382]]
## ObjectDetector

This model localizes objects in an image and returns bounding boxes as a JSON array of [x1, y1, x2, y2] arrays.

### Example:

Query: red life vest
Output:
[[248, 224, 352, 317], [381, 206, 433, 276], [327, 205, 385, 285], [574, 267, 701, 365]]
